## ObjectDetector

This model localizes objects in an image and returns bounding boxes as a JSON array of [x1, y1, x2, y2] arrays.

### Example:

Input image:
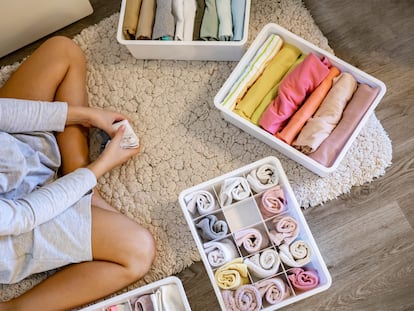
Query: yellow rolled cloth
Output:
[[221, 34, 283, 109], [293, 72, 358, 154], [233, 43, 302, 120], [122, 0, 143, 39], [214, 258, 250, 290], [250, 54, 306, 124]]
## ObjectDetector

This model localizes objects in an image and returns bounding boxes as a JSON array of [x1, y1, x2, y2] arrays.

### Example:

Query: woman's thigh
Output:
[[0, 36, 85, 102]]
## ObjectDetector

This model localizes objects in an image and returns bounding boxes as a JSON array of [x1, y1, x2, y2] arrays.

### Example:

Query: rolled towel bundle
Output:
[[244, 248, 280, 278], [184, 190, 217, 216], [268, 215, 299, 246], [154, 283, 186, 310], [234, 227, 269, 254], [196, 214, 228, 241], [132, 294, 154, 311], [287, 267, 319, 291], [279, 240, 312, 267], [255, 277, 290, 305], [222, 285, 262, 311], [246, 163, 279, 193], [259, 185, 286, 218], [219, 177, 251, 206], [293, 72, 358, 154], [204, 238, 239, 268], [215, 258, 250, 290]]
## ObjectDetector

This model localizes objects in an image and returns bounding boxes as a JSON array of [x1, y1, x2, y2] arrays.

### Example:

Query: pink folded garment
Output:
[[259, 185, 286, 218], [259, 53, 331, 134], [222, 285, 262, 311], [293, 72, 358, 154], [287, 267, 319, 291], [234, 227, 269, 254], [255, 277, 290, 305], [268, 215, 299, 246], [308, 83, 380, 167]]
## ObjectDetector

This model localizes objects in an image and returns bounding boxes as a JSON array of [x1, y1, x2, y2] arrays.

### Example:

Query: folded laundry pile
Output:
[[122, 0, 247, 41], [221, 33, 380, 168]]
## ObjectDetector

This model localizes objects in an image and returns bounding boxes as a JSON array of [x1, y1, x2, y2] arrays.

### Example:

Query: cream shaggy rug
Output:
[[0, 0, 392, 304]]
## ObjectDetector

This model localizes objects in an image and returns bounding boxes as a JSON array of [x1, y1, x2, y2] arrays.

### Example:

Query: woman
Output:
[[0, 36, 156, 311]]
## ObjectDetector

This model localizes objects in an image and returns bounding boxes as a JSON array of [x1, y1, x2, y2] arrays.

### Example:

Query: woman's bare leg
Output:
[[0, 206, 156, 311]]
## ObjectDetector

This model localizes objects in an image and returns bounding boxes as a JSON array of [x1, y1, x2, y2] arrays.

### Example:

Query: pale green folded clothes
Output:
[[250, 54, 306, 124], [221, 34, 283, 110], [233, 43, 302, 120], [200, 0, 219, 40]]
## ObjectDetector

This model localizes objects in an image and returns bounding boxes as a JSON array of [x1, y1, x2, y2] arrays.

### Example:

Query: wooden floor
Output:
[[1, 0, 413, 310]]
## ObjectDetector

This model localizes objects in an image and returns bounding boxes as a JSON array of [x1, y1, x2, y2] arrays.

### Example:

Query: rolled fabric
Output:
[[133, 294, 154, 311], [250, 54, 307, 124], [234, 43, 302, 119], [200, 0, 219, 41], [122, 0, 143, 39], [135, 0, 156, 39], [246, 163, 279, 193], [276, 66, 341, 145], [219, 177, 251, 206], [255, 277, 290, 305], [221, 34, 283, 109], [183, 0, 197, 41], [204, 238, 239, 268], [222, 285, 262, 311], [259, 53, 331, 134], [216, 0, 233, 41], [287, 267, 320, 291], [152, 0, 175, 40], [231, 0, 246, 41], [234, 227, 269, 254], [184, 190, 217, 216], [196, 214, 228, 241], [192, 0, 205, 40], [172, 0, 185, 41], [279, 240, 312, 267], [308, 83, 380, 167], [268, 215, 299, 246], [154, 283, 186, 311], [293, 72, 358, 154], [259, 185, 286, 218], [244, 248, 280, 279], [214, 258, 250, 290]]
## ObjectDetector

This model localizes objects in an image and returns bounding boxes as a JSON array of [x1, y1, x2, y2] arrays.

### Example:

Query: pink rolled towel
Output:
[[287, 267, 320, 291], [259, 53, 331, 134], [222, 285, 262, 311], [268, 215, 299, 246], [255, 277, 290, 305], [234, 227, 269, 254], [259, 185, 286, 218]]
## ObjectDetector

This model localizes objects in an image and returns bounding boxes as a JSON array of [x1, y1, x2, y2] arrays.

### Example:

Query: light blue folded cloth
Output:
[[216, 0, 233, 41], [231, 0, 246, 41]]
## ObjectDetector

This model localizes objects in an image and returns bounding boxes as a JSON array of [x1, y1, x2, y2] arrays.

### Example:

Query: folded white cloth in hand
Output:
[[244, 248, 280, 278], [196, 214, 228, 241], [219, 177, 251, 206], [246, 163, 279, 193], [204, 238, 239, 268], [112, 119, 139, 149], [184, 190, 216, 216]]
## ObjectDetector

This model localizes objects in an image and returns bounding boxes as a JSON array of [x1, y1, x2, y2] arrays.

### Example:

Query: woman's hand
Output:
[[87, 125, 139, 179]]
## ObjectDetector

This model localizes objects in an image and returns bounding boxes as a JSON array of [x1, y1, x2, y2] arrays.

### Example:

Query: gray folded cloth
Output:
[[196, 214, 228, 241], [152, 0, 175, 40]]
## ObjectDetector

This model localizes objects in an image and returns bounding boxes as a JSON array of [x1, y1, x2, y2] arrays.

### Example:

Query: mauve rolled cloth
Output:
[[308, 83, 380, 167]]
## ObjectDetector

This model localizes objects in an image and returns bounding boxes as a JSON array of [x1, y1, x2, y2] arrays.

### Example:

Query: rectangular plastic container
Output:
[[116, 0, 251, 61], [178, 156, 332, 310], [214, 23, 387, 177], [79, 276, 192, 311]]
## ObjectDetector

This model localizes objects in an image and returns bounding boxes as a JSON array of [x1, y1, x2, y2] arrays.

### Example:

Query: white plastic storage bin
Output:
[[178, 156, 331, 310], [214, 23, 387, 177], [117, 0, 251, 61], [79, 276, 192, 311]]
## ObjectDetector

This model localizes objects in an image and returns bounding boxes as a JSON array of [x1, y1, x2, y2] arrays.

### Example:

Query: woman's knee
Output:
[[43, 36, 87, 67]]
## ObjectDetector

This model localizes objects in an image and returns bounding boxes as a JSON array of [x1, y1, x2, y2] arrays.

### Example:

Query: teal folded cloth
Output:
[[200, 0, 219, 41], [231, 0, 246, 41]]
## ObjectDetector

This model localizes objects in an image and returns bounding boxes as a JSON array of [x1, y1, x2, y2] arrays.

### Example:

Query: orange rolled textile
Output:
[[276, 66, 341, 145], [308, 83, 380, 167]]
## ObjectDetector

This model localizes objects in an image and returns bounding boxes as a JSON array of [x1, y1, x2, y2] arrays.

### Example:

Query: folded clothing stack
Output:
[[122, 0, 247, 41]]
